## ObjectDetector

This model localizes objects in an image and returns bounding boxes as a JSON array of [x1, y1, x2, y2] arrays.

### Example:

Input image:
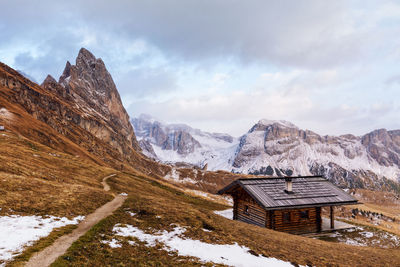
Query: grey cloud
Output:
[[0, 0, 376, 70], [10, 33, 85, 82], [75, 0, 363, 69], [116, 67, 177, 97]]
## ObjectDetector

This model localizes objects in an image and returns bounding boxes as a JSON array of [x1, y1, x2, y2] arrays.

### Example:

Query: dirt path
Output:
[[25, 174, 127, 267], [101, 173, 117, 192]]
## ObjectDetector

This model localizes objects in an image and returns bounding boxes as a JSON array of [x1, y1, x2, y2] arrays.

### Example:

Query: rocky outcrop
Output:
[[231, 119, 400, 190], [132, 116, 201, 155], [132, 114, 238, 167], [57, 48, 140, 152], [0, 53, 170, 176], [361, 129, 400, 167], [138, 139, 157, 159], [162, 130, 201, 154]]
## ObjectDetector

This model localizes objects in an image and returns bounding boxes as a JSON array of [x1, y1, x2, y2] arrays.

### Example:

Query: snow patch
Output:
[[258, 119, 297, 128], [0, 215, 84, 264], [164, 169, 197, 184], [127, 211, 137, 217], [0, 108, 14, 121], [214, 209, 233, 220], [320, 226, 400, 248], [101, 238, 122, 248], [112, 224, 293, 266], [164, 168, 180, 181]]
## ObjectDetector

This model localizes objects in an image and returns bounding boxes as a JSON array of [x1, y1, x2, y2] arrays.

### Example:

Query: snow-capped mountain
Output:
[[133, 115, 400, 189], [232, 119, 400, 188], [131, 114, 238, 169]]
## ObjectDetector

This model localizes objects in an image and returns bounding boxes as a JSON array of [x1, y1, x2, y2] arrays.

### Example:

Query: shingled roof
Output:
[[218, 176, 358, 210]]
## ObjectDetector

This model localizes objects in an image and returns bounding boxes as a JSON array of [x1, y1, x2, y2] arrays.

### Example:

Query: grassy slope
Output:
[[335, 189, 400, 237], [49, 172, 400, 267], [0, 129, 116, 266], [0, 130, 113, 217], [0, 127, 399, 266]]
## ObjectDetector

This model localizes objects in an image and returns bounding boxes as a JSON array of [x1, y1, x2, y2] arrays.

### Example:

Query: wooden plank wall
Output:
[[234, 188, 266, 227], [273, 207, 318, 234], [231, 188, 321, 234]]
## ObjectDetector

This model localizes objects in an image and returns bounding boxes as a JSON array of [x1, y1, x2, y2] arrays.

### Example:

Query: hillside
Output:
[[133, 115, 400, 192], [0, 50, 399, 266], [1, 127, 399, 266], [0, 52, 169, 177]]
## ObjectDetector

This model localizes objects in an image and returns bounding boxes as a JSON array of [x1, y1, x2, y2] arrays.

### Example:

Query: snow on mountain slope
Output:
[[131, 114, 238, 169], [231, 120, 400, 188], [133, 115, 400, 189]]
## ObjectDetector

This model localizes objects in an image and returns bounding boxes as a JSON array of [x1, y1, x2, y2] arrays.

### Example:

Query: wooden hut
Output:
[[218, 176, 358, 234]]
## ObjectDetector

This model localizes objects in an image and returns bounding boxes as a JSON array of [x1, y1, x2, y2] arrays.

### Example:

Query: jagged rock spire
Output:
[[41, 74, 57, 87], [59, 61, 72, 84], [56, 47, 141, 151], [76, 48, 97, 70]]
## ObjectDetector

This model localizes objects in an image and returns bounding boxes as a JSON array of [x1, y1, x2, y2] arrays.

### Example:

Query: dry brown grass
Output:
[[1, 127, 399, 266], [0, 130, 114, 217], [50, 172, 400, 267], [332, 189, 400, 237]]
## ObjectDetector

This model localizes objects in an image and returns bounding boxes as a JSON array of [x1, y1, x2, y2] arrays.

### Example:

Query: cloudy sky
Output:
[[1, 0, 400, 136]]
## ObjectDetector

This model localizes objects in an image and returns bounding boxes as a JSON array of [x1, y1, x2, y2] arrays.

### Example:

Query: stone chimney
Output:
[[284, 177, 294, 194]]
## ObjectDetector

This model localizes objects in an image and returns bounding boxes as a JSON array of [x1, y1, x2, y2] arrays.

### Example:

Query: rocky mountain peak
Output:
[[362, 129, 390, 145], [257, 119, 298, 128], [361, 128, 400, 167], [59, 48, 127, 118], [76, 47, 96, 68], [132, 114, 237, 164], [41, 74, 70, 98], [247, 119, 302, 142], [59, 61, 72, 83], [44, 48, 141, 152], [41, 75, 57, 87]]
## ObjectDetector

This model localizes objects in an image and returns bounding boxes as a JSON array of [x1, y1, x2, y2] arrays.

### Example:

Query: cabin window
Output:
[[300, 210, 309, 219], [283, 212, 291, 222], [244, 205, 249, 214]]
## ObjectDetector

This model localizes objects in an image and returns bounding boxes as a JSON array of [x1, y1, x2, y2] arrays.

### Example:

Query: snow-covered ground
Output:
[[185, 189, 233, 205], [101, 238, 122, 248], [214, 209, 233, 220], [317, 226, 400, 248], [103, 223, 294, 266], [164, 168, 198, 184], [0, 215, 84, 265]]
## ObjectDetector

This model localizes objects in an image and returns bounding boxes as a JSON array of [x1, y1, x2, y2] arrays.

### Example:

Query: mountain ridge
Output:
[[133, 114, 400, 191], [0, 49, 169, 177]]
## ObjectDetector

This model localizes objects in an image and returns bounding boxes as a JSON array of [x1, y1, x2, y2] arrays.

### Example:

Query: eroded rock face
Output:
[[162, 130, 201, 154], [138, 139, 157, 159], [232, 119, 400, 189], [131, 114, 238, 168], [57, 48, 140, 152], [361, 129, 400, 167], [132, 116, 201, 155], [0, 52, 169, 175]]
